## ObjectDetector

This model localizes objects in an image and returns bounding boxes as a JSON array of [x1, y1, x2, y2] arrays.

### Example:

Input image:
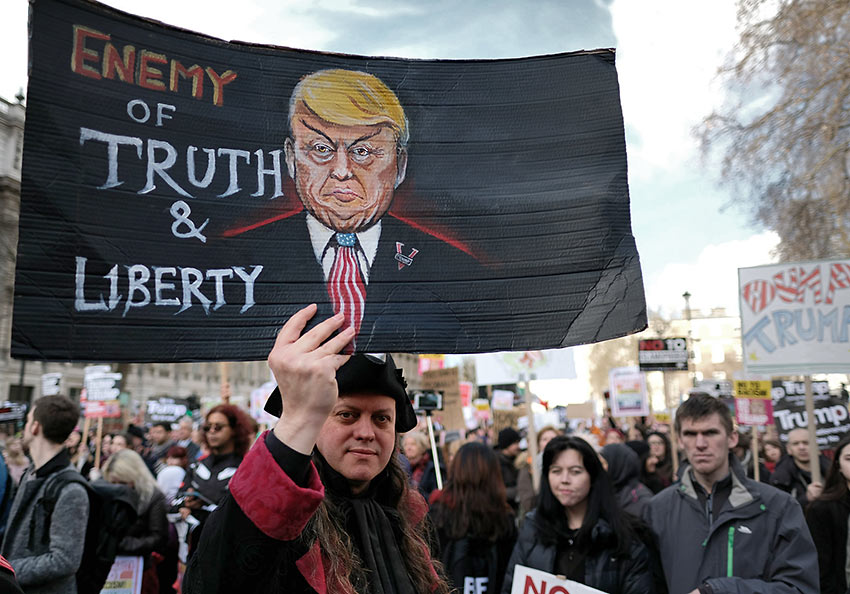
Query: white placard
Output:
[[101, 555, 143, 594], [511, 564, 607, 594], [474, 349, 577, 385], [739, 259, 850, 374], [608, 366, 649, 417]]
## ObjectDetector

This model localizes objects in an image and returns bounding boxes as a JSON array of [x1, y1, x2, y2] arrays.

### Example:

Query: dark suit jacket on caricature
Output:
[[243, 210, 488, 352]]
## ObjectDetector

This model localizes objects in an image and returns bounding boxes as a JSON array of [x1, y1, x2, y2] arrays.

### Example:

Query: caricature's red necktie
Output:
[[328, 233, 366, 349]]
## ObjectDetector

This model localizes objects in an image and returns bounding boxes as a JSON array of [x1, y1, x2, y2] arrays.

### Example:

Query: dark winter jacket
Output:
[[805, 490, 850, 594], [501, 511, 654, 594], [177, 451, 242, 514], [183, 431, 440, 593], [602, 444, 653, 518], [644, 455, 819, 594], [429, 498, 516, 594], [770, 454, 830, 507], [497, 453, 519, 512], [1, 452, 89, 594], [119, 488, 169, 569]]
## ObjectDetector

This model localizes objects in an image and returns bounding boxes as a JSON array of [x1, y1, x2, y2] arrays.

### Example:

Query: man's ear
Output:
[[728, 430, 740, 450], [395, 148, 408, 188], [284, 137, 296, 179]]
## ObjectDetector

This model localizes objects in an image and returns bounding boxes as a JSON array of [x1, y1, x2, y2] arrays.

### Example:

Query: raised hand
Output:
[[269, 304, 355, 454]]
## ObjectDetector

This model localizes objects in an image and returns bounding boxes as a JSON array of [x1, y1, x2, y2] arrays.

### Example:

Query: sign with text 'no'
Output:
[[13, 0, 645, 362]]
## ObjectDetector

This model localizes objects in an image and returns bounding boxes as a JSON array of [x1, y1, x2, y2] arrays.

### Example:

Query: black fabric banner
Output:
[[13, 0, 646, 362]]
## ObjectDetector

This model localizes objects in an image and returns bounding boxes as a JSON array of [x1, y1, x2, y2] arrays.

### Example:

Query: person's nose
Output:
[[330, 150, 353, 180], [695, 433, 708, 449], [351, 416, 376, 441]]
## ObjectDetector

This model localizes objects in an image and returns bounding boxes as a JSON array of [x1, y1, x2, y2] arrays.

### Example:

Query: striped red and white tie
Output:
[[327, 233, 366, 350]]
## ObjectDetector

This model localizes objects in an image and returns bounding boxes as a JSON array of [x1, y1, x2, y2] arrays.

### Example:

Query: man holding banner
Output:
[[644, 394, 818, 594]]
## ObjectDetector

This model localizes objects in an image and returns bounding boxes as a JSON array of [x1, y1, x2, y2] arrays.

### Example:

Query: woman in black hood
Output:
[[601, 444, 653, 517]]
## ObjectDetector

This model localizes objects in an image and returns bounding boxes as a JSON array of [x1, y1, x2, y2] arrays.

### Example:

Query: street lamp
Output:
[[682, 291, 694, 387]]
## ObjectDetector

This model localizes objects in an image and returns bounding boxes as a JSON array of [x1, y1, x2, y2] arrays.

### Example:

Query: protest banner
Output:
[[735, 399, 773, 426], [739, 260, 850, 375], [144, 397, 190, 424], [770, 380, 850, 449], [638, 337, 688, 371], [13, 0, 645, 362], [734, 380, 771, 400], [608, 366, 649, 417], [510, 564, 605, 594]]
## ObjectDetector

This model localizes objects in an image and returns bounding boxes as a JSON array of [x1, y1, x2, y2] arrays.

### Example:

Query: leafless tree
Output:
[[697, 0, 850, 261]]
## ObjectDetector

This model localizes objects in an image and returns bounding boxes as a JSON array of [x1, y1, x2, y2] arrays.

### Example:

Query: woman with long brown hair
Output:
[[429, 441, 517, 594], [805, 433, 850, 594]]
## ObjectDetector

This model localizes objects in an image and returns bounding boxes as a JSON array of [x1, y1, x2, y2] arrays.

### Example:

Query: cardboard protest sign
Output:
[[13, 0, 645, 362], [740, 260, 850, 375], [772, 380, 850, 449], [421, 367, 463, 432]]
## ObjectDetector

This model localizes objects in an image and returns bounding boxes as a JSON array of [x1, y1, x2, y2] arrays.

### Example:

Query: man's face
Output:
[[285, 106, 406, 233], [178, 420, 192, 441], [203, 412, 234, 451], [316, 393, 396, 494], [149, 426, 169, 445], [678, 413, 738, 481], [504, 442, 521, 459], [786, 429, 810, 464]]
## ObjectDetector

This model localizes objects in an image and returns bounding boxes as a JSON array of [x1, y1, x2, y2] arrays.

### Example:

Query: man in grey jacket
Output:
[[2, 395, 89, 593], [644, 393, 818, 594]]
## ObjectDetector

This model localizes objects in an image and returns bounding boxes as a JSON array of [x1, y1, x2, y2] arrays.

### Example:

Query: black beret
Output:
[[264, 353, 418, 433]]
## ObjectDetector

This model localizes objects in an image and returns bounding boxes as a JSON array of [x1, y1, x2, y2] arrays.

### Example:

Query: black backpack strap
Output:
[[29, 469, 88, 549]]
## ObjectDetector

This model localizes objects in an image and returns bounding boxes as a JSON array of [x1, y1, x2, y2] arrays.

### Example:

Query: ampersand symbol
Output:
[[170, 200, 209, 243]]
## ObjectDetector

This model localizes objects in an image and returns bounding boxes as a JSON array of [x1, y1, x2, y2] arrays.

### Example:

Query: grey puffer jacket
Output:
[[1, 453, 89, 594], [501, 511, 654, 594], [644, 455, 818, 594]]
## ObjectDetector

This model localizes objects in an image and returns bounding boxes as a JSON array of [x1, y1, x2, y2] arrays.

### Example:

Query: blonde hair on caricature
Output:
[[102, 449, 158, 511], [288, 69, 409, 147]]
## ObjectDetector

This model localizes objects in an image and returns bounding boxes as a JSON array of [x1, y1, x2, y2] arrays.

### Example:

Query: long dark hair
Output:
[[815, 433, 850, 503], [203, 404, 256, 458], [537, 436, 633, 556], [430, 442, 515, 541], [304, 448, 450, 594]]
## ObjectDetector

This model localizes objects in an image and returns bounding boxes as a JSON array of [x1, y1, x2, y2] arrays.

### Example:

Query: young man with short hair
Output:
[[2, 395, 90, 594], [644, 393, 818, 594]]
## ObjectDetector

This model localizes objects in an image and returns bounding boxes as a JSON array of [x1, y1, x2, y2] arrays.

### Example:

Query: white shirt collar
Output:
[[305, 213, 382, 283]]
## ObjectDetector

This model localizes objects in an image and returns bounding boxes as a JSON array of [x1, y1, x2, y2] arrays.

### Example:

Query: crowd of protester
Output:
[[0, 375, 845, 593]]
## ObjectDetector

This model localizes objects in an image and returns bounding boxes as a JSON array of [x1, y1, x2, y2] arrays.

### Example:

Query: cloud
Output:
[[644, 231, 780, 317], [611, 0, 739, 178]]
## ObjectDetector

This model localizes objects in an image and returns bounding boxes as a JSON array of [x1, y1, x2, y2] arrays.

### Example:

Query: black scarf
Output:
[[313, 452, 417, 594]]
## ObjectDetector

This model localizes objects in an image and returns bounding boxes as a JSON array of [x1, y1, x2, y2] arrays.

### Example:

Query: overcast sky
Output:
[[0, 0, 777, 318]]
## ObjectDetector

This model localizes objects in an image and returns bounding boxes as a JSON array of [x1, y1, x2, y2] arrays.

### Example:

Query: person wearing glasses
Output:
[[175, 404, 255, 557], [183, 305, 450, 594]]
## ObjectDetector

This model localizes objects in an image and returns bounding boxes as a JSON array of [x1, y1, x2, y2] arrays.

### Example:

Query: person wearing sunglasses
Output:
[[174, 404, 255, 558], [183, 304, 449, 594]]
